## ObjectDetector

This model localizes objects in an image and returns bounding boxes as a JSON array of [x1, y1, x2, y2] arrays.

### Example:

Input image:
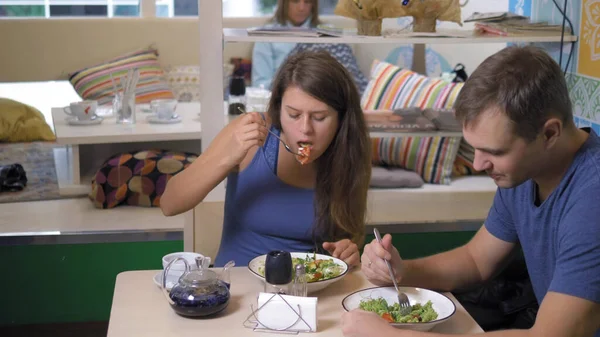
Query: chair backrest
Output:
[[187, 201, 224, 263]]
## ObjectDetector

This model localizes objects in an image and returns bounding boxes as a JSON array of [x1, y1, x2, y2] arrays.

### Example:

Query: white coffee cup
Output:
[[246, 86, 271, 113], [63, 100, 98, 120], [151, 99, 178, 120], [162, 252, 209, 272]]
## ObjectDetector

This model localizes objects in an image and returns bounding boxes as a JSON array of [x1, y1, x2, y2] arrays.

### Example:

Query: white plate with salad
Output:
[[247, 252, 349, 294], [342, 286, 456, 332]]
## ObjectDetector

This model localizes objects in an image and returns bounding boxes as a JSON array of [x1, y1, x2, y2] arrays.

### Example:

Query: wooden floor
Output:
[[0, 321, 108, 337]]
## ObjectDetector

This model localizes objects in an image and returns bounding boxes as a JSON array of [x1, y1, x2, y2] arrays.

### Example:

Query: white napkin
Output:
[[256, 292, 318, 332]]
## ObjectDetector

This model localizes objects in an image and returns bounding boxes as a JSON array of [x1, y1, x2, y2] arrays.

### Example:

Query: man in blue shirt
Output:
[[342, 46, 600, 337]]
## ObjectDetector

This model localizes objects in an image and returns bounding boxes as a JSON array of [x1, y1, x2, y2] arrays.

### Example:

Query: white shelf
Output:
[[54, 146, 93, 197], [224, 28, 578, 44], [370, 131, 462, 138], [0, 198, 185, 236], [52, 103, 203, 146]]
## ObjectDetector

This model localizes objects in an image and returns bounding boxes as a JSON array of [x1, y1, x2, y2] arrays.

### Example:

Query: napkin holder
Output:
[[243, 292, 318, 334]]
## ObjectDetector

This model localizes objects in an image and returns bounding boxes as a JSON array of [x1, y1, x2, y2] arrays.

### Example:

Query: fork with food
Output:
[[237, 106, 310, 162]]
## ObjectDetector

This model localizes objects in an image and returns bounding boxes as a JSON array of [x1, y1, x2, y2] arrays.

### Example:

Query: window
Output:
[[155, 0, 270, 17], [155, 0, 197, 17], [0, 0, 140, 17], [0, 0, 337, 18], [252, 0, 338, 16]]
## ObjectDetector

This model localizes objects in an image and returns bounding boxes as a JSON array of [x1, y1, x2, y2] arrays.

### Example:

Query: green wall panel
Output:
[[364, 231, 476, 259], [0, 240, 183, 326]]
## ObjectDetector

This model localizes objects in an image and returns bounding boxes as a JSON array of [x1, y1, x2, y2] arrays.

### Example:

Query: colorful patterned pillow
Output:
[[89, 149, 197, 209], [362, 59, 464, 184], [69, 48, 175, 106]]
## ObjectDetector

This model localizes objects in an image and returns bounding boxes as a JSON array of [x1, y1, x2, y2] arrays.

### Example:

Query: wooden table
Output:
[[107, 268, 483, 336]]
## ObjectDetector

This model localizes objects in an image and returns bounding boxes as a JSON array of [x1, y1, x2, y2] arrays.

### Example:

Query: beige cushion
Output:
[[370, 166, 424, 188], [164, 64, 235, 102]]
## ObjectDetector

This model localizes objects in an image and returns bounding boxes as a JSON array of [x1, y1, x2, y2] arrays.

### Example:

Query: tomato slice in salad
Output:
[[381, 313, 394, 323]]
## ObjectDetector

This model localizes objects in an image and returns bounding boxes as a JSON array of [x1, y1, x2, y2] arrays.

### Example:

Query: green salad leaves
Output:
[[359, 298, 438, 323]]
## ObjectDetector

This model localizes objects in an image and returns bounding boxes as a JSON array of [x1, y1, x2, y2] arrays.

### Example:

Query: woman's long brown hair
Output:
[[267, 50, 371, 247], [272, 0, 321, 27]]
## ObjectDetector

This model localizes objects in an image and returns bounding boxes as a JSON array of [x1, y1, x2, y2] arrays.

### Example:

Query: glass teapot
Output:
[[162, 256, 235, 317]]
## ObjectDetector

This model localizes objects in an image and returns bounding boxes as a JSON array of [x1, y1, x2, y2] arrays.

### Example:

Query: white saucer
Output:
[[153, 271, 183, 291], [147, 115, 182, 124], [66, 115, 104, 125], [95, 107, 114, 117]]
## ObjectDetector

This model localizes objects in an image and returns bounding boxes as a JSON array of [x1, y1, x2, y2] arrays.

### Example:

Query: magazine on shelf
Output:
[[466, 11, 569, 36], [464, 11, 528, 23], [365, 107, 461, 133], [475, 21, 571, 36], [246, 26, 346, 37], [422, 108, 462, 132], [383, 29, 472, 39]]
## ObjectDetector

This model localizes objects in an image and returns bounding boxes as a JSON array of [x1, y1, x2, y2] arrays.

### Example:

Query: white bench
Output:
[[0, 198, 186, 238], [367, 176, 496, 227]]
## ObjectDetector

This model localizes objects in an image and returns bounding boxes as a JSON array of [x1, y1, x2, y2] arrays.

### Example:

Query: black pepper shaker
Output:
[[228, 75, 246, 115], [264, 250, 293, 294]]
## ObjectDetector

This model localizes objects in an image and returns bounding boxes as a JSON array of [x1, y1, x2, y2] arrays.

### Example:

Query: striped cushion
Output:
[[69, 48, 175, 106], [363, 60, 464, 184], [371, 136, 461, 185], [362, 59, 464, 110], [453, 139, 484, 176]]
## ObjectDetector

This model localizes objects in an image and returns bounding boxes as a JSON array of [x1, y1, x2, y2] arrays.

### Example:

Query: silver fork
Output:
[[373, 228, 411, 315], [236, 106, 304, 157]]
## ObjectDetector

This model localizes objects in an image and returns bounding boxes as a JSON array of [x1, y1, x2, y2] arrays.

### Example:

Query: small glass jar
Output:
[[116, 92, 136, 124]]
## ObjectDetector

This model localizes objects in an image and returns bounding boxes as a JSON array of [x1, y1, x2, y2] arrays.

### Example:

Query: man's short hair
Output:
[[455, 46, 572, 141]]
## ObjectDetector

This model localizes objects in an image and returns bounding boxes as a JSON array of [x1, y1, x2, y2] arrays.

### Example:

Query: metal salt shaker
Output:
[[293, 263, 307, 297]]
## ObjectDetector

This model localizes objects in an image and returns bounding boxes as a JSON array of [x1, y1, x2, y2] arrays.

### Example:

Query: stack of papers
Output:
[[465, 11, 570, 36], [246, 26, 347, 37], [383, 29, 473, 38], [464, 11, 528, 23]]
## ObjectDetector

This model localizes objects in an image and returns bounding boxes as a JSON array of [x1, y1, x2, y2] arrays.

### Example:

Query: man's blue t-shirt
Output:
[[486, 128, 600, 334]]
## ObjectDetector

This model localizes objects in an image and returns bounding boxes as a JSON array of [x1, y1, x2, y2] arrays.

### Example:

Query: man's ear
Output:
[[542, 118, 562, 148]]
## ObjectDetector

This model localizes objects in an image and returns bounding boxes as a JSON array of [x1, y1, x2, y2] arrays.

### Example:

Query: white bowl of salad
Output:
[[342, 286, 456, 332], [247, 252, 349, 294]]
